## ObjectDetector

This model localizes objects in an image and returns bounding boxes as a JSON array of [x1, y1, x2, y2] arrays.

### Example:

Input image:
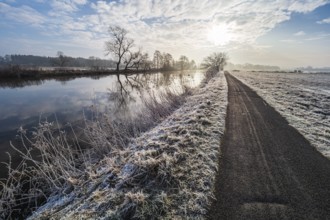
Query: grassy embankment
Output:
[[1, 68, 227, 219]]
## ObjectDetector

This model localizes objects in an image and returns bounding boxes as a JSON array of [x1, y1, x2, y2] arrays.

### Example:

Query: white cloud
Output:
[[50, 1, 77, 13], [305, 33, 330, 41], [317, 17, 330, 24], [1, 0, 329, 63], [84, 0, 329, 59], [294, 31, 306, 36], [281, 39, 296, 43], [72, 0, 87, 5], [0, 3, 45, 26], [280, 39, 302, 44], [49, 0, 87, 15], [287, 0, 328, 13]]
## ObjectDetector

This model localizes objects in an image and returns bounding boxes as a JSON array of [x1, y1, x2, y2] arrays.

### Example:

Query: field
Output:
[[231, 71, 330, 158]]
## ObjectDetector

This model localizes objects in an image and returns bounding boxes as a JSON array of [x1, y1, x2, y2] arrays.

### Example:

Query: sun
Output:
[[207, 25, 232, 46]]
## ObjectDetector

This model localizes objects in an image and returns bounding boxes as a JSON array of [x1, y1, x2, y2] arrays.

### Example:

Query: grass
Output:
[[0, 77, 193, 219], [27, 68, 227, 220], [0, 68, 226, 220], [0, 122, 87, 218]]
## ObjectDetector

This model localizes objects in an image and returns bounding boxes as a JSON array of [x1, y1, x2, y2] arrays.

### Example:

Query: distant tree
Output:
[[201, 52, 228, 71], [88, 56, 102, 70], [55, 51, 71, 67], [132, 51, 144, 71], [4, 55, 12, 63], [153, 50, 163, 69], [0, 54, 116, 68], [139, 52, 151, 71], [179, 55, 189, 70], [105, 26, 134, 72], [189, 60, 196, 69], [163, 53, 173, 70]]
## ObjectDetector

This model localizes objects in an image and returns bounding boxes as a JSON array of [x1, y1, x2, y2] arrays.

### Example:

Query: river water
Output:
[[0, 70, 204, 178]]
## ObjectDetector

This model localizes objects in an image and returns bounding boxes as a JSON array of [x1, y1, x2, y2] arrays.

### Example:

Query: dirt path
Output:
[[209, 72, 330, 220]]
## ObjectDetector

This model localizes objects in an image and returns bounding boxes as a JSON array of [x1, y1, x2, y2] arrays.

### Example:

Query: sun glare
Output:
[[207, 25, 232, 46]]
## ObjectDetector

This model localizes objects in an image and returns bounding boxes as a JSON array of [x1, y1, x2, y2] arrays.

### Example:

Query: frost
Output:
[[28, 193, 75, 219], [29, 72, 228, 219], [232, 71, 330, 158]]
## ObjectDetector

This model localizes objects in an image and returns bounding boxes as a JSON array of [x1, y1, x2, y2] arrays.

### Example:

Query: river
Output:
[[0, 70, 204, 178]]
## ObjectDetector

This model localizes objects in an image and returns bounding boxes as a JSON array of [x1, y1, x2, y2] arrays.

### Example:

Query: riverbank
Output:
[[26, 71, 227, 219], [0, 70, 203, 218], [0, 67, 199, 80]]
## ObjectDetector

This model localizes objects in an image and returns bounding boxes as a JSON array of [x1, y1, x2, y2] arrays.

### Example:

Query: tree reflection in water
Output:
[[0, 70, 203, 179], [107, 71, 191, 115]]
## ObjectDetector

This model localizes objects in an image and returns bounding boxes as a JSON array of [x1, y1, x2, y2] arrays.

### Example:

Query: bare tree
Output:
[[4, 55, 12, 63], [140, 52, 151, 71], [122, 49, 147, 71], [153, 50, 163, 69], [88, 56, 102, 70], [105, 26, 134, 72], [190, 60, 196, 69], [56, 51, 70, 67], [179, 55, 189, 70], [163, 53, 173, 70], [201, 52, 228, 71], [123, 49, 141, 71]]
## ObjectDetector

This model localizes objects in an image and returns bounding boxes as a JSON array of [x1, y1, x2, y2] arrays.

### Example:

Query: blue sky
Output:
[[1, 0, 330, 68]]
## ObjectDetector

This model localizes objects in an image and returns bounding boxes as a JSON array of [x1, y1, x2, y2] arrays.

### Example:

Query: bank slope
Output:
[[29, 72, 228, 219]]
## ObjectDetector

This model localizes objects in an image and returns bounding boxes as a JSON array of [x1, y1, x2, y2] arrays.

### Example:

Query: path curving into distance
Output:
[[209, 72, 330, 220]]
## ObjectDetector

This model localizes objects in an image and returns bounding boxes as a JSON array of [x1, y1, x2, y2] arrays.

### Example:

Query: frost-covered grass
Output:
[[0, 86, 192, 219], [26, 70, 227, 219], [232, 71, 330, 158], [0, 69, 228, 219]]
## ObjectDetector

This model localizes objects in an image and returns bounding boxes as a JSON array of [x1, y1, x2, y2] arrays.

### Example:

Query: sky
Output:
[[1, 0, 330, 68]]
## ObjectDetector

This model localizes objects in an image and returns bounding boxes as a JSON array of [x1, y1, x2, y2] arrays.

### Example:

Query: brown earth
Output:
[[208, 72, 330, 220]]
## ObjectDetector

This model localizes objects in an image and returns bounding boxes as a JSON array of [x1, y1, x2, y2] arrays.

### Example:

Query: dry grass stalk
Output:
[[0, 79, 193, 219]]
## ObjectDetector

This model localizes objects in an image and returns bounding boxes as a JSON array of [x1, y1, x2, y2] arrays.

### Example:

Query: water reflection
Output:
[[0, 78, 45, 88], [105, 71, 200, 114], [0, 70, 204, 178], [0, 74, 111, 89]]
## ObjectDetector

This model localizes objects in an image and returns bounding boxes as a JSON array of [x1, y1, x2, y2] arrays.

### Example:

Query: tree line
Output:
[[105, 26, 230, 72], [1, 25, 228, 73], [104, 25, 196, 72], [0, 26, 198, 72], [225, 62, 280, 71], [0, 53, 116, 70]]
